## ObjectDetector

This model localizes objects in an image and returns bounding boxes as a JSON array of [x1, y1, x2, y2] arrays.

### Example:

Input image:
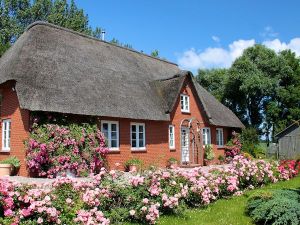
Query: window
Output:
[[101, 121, 119, 150], [169, 125, 175, 149], [180, 94, 190, 113], [202, 127, 211, 145], [2, 119, 11, 151], [131, 123, 145, 150], [216, 128, 224, 147]]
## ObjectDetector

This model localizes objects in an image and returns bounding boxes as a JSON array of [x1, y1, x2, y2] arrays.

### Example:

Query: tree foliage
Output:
[[196, 45, 300, 141], [0, 0, 101, 57]]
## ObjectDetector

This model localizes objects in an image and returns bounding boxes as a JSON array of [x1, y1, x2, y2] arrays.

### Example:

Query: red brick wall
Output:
[[0, 78, 232, 176], [106, 77, 230, 170], [0, 82, 30, 176]]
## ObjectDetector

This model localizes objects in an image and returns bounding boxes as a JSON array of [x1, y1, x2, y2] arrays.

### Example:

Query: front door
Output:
[[181, 127, 189, 163]]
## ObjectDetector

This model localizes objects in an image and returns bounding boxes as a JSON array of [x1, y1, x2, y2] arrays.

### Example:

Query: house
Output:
[[273, 121, 300, 159], [0, 22, 244, 176]]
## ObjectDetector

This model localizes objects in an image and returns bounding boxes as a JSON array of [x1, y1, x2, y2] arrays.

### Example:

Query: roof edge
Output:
[[274, 120, 300, 138], [25, 21, 178, 66]]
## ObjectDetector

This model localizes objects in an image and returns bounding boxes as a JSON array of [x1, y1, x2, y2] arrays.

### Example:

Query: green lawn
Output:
[[158, 176, 300, 225]]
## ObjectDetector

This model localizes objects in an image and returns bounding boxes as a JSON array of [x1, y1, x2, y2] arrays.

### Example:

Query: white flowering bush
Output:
[[0, 156, 297, 225]]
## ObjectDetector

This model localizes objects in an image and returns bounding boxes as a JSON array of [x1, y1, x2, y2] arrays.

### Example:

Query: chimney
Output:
[[101, 30, 106, 41]]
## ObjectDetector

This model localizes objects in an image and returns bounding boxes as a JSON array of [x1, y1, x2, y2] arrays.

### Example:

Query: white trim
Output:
[[101, 120, 119, 151], [2, 119, 11, 152], [216, 128, 224, 147], [169, 125, 175, 149], [130, 122, 146, 151], [202, 127, 211, 145], [180, 94, 190, 113]]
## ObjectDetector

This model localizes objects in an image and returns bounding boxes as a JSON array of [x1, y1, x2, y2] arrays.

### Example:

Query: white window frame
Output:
[[130, 123, 146, 151], [2, 119, 11, 152], [169, 125, 175, 149], [180, 94, 190, 113], [216, 128, 224, 147], [202, 127, 211, 145], [101, 120, 119, 151]]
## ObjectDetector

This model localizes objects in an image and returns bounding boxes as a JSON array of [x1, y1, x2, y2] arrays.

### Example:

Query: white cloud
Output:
[[178, 36, 300, 71], [260, 26, 279, 39], [177, 39, 255, 70], [263, 38, 300, 56], [212, 35, 220, 43]]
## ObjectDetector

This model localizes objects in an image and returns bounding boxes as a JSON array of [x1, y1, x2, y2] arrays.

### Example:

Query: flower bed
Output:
[[0, 156, 297, 225]]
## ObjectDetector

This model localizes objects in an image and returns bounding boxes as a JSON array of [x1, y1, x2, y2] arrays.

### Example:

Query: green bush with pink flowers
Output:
[[0, 155, 298, 225], [26, 122, 109, 178]]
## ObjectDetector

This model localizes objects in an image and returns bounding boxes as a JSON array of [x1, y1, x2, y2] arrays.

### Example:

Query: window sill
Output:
[[0, 149, 10, 153], [108, 149, 120, 153], [170, 148, 176, 151], [131, 148, 146, 152], [217, 146, 224, 149], [181, 110, 190, 114]]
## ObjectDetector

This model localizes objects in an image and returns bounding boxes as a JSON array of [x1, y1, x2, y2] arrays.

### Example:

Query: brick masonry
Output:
[[0, 82, 30, 176], [0, 78, 233, 176]]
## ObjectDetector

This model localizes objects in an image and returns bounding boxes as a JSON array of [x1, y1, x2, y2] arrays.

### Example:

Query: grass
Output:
[[157, 176, 300, 225]]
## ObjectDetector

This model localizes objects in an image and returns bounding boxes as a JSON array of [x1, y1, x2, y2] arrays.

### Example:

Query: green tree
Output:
[[0, 0, 101, 57], [225, 45, 279, 133], [196, 68, 228, 102], [266, 49, 300, 136], [195, 45, 300, 142]]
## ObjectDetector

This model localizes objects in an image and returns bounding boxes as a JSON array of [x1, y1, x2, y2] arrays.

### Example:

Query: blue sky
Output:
[[76, 0, 300, 72]]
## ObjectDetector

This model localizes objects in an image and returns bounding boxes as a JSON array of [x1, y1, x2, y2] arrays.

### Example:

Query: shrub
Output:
[[225, 131, 241, 158], [168, 157, 178, 163], [25, 123, 109, 178], [0, 156, 297, 225], [204, 144, 215, 160], [246, 189, 300, 225], [125, 158, 143, 167], [279, 160, 300, 177], [240, 127, 259, 156], [0, 156, 20, 168]]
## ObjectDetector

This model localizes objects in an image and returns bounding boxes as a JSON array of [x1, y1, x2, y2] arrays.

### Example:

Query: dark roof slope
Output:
[[192, 79, 245, 128], [0, 22, 179, 121], [0, 21, 244, 127], [275, 120, 300, 139]]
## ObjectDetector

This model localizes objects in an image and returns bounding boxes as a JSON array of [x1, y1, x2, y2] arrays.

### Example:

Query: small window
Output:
[[2, 119, 11, 151], [131, 123, 145, 150], [202, 127, 211, 145], [101, 121, 119, 150], [216, 128, 224, 147], [180, 94, 190, 113], [169, 125, 175, 149]]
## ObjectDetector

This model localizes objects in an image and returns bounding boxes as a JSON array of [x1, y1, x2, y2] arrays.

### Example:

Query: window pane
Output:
[[111, 123, 117, 131], [111, 131, 117, 139], [132, 125, 136, 132], [102, 123, 108, 132], [132, 132, 136, 139], [132, 140, 136, 147], [139, 132, 143, 140], [139, 139, 144, 147], [111, 140, 117, 148], [139, 125, 144, 133]]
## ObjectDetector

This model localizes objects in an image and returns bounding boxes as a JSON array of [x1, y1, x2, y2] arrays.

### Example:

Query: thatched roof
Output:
[[0, 21, 244, 128]]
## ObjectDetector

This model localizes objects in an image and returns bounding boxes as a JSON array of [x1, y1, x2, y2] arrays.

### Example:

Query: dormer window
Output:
[[180, 94, 190, 113]]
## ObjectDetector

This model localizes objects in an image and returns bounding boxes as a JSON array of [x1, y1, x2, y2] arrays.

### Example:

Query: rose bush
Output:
[[224, 131, 242, 158], [0, 156, 298, 225], [26, 123, 109, 178]]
